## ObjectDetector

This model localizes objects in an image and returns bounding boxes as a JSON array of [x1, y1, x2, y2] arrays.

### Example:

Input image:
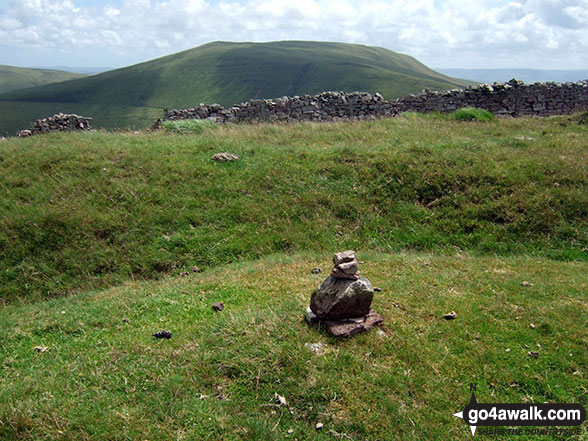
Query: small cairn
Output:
[[305, 250, 383, 337]]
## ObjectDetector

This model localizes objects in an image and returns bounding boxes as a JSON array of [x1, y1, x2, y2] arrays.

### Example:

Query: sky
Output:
[[0, 0, 587, 70]]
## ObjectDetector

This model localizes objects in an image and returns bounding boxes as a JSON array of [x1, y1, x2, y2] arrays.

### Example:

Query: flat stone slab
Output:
[[305, 307, 384, 338]]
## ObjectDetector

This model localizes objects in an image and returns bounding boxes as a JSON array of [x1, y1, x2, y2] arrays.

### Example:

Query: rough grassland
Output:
[[1, 115, 587, 303], [0, 253, 586, 440]]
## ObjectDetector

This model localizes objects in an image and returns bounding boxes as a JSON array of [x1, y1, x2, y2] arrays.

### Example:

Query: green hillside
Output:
[[0, 41, 471, 135], [0, 65, 85, 94], [1, 114, 586, 303]]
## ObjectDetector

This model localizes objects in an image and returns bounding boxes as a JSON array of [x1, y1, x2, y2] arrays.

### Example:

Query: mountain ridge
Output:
[[0, 65, 86, 95], [0, 40, 471, 135]]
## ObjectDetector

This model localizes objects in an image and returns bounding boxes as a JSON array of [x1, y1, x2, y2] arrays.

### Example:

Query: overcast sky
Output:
[[1, 0, 587, 70]]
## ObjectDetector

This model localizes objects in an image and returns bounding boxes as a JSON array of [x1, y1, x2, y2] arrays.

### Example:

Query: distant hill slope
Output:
[[0, 65, 86, 94], [0, 41, 470, 135], [437, 68, 588, 84]]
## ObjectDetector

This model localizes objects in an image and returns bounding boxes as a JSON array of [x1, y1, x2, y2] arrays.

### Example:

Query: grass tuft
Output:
[[162, 118, 218, 134], [450, 107, 496, 122]]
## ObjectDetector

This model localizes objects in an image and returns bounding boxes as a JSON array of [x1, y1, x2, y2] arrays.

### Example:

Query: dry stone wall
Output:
[[162, 79, 588, 125], [17, 113, 92, 137]]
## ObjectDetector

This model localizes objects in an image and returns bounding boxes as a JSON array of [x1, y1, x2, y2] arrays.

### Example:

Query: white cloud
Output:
[[0, 0, 587, 69]]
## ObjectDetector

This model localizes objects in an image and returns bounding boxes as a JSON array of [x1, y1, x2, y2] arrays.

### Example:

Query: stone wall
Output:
[[17, 113, 92, 137], [162, 79, 588, 125]]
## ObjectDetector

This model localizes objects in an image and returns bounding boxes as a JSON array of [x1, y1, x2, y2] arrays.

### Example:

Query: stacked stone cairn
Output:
[[306, 251, 383, 338], [17, 113, 92, 137]]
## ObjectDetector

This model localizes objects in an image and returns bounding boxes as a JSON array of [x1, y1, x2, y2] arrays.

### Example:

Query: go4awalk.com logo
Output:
[[453, 384, 586, 437]]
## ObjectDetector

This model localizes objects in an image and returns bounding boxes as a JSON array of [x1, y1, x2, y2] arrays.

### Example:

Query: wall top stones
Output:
[[16, 113, 92, 137]]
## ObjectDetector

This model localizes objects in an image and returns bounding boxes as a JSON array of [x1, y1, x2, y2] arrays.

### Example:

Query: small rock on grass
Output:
[[305, 342, 326, 355], [443, 311, 457, 320], [274, 392, 288, 407], [211, 152, 240, 162], [212, 302, 225, 312], [315, 423, 324, 430], [152, 330, 172, 339], [521, 281, 534, 287], [528, 351, 539, 358], [311, 267, 322, 274], [34, 345, 48, 353]]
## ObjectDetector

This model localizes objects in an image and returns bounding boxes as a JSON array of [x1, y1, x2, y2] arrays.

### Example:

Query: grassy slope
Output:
[[0, 253, 586, 440], [0, 65, 86, 95], [1, 115, 587, 303], [0, 41, 472, 135]]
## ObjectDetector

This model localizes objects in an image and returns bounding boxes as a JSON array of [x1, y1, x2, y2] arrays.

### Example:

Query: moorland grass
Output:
[[0, 115, 587, 303], [162, 119, 219, 134], [0, 252, 586, 440]]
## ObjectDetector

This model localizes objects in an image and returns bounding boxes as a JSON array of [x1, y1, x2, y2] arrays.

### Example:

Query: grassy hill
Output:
[[0, 65, 86, 95], [0, 41, 471, 136], [1, 114, 587, 440], [1, 114, 586, 303]]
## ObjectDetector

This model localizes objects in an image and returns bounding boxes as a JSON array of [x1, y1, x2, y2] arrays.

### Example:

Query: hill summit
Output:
[[0, 41, 470, 135]]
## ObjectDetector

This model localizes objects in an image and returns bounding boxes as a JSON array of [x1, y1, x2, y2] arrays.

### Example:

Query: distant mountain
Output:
[[0, 65, 86, 94], [40, 66, 113, 75], [0, 41, 471, 135], [437, 68, 588, 85]]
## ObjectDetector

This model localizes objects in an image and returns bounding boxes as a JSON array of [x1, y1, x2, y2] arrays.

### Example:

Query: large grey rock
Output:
[[310, 275, 374, 319]]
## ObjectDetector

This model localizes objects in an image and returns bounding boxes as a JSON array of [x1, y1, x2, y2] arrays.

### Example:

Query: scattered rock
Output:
[[273, 392, 288, 407], [443, 311, 457, 320], [521, 281, 533, 287], [311, 267, 322, 274], [528, 351, 539, 358], [305, 342, 326, 355], [212, 302, 225, 312], [506, 348, 511, 353], [529, 323, 536, 329], [152, 330, 172, 339], [287, 428, 294, 434], [211, 152, 240, 162], [34, 345, 48, 353], [316, 423, 324, 430], [123, 318, 130, 323], [373, 287, 383, 292], [190, 266, 201, 273]]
